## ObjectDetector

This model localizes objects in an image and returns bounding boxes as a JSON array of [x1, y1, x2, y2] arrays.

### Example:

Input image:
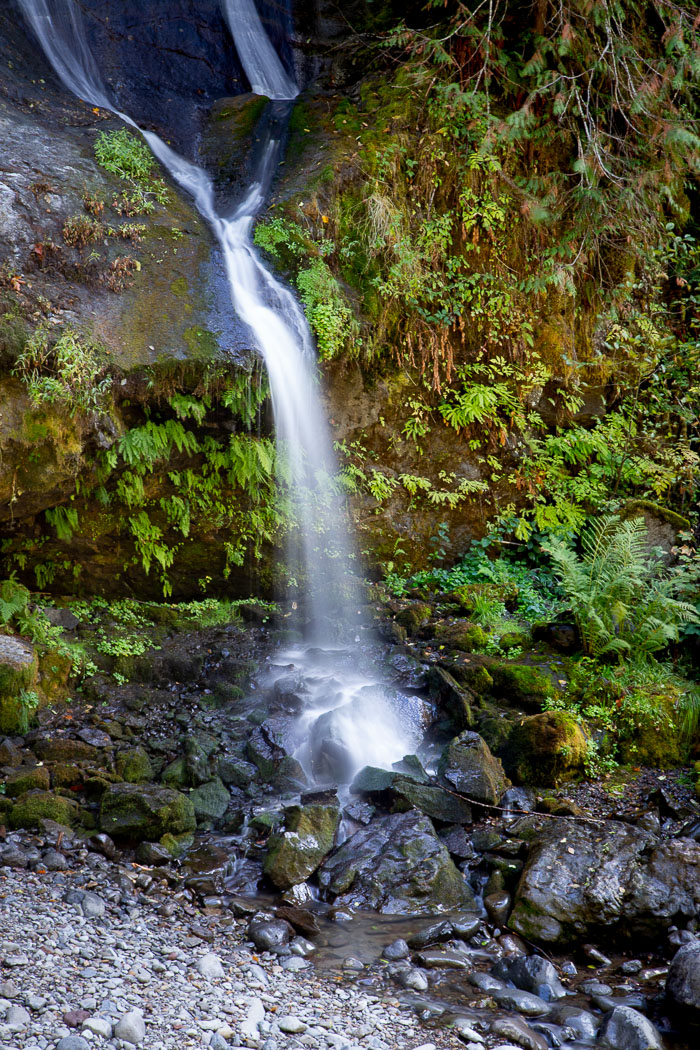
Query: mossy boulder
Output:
[[264, 802, 341, 889], [449, 581, 518, 613], [435, 622, 489, 653], [10, 790, 81, 829], [161, 755, 189, 788], [501, 711, 588, 786], [100, 783, 196, 840], [4, 765, 50, 797], [438, 730, 511, 805], [50, 763, 84, 789], [33, 737, 99, 763], [189, 777, 230, 821], [116, 747, 153, 784], [0, 635, 38, 734], [489, 662, 556, 710], [159, 831, 195, 859], [616, 694, 686, 768], [427, 666, 475, 730], [395, 602, 433, 636], [499, 628, 532, 650], [450, 663, 494, 695]]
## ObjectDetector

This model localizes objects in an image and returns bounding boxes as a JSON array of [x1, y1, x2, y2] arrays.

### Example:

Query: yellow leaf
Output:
[[321, 215, 329, 223]]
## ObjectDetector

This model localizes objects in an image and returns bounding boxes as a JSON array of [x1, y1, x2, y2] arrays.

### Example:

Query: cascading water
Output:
[[18, 0, 420, 784]]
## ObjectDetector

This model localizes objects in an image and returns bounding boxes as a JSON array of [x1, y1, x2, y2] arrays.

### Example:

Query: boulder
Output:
[[264, 802, 341, 889], [100, 783, 196, 839], [189, 778, 230, 821], [350, 766, 472, 825], [666, 940, 700, 1011], [4, 764, 50, 797], [0, 635, 38, 734], [492, 955, 567, 1001], [427, 666, 475, 729], [510, 818, 700, 945], [438, 731, 510, 805], [10, 790, 81, 829], [501, 711, 588, 786], [599, 1006, 663, 1050], [115, 747, 153, 784], [317, 809, 475, 913], [489, 663, 556, 710]]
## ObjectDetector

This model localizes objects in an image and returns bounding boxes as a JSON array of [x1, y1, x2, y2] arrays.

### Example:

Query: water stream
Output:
[[18, 0, 416, 783]]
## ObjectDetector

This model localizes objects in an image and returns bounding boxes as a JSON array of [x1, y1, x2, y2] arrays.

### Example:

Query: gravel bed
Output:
[[0, 859, 464, 1050]]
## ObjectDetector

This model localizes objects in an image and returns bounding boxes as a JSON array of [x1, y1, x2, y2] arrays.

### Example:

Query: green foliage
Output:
[[254, 218, 359, 360], [13, 690, 40, 735], [0, 576, 30, 625], [94, 129, 169, 206], [14, 326, 111, 415], [544, 515, 699, 661]]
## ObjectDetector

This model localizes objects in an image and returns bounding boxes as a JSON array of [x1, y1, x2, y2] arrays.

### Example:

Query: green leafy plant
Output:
[[544, 515, 699, 661], [94, 128, 169, 206], [14, 326, 111, 415]]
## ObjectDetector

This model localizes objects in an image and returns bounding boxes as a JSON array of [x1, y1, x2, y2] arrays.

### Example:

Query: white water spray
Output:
[[18, 0, 419, 781]]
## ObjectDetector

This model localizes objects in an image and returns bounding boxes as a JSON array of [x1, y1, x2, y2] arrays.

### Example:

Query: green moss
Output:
[[10, 790, 82, 829], [490, 662, 556, 709], [116, 747, 153, 784], [435, 622, 489, 652], [0, 647, 39, 734], [620, 500, 690, 533], [183, 326, 219, 359], [170, 277, 189, 298], [502, 711, 588, 786], [4, 765, 51, 797]]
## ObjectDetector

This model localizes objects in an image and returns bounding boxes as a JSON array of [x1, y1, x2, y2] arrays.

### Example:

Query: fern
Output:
[[544, 515, 699, 661], [0, 577, 30, 625]]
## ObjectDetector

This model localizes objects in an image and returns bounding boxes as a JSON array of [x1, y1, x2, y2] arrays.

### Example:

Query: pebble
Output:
[[196, 952, 226, 979], [114, 1008, 146, 1044], [278, 1015, 307, 1033]]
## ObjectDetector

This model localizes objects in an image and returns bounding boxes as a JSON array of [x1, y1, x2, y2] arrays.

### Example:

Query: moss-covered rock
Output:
[[189, 777, 230, 821], [161, 755, 189, 788], [435, 622, 488, 653], [499, 628, 532, 650], [616, 693, 686, 768], [427, 666, 475, 730], [450, 662, 494, 695], [489, 663, 556, 710], [264, 802, 341, 890], [0, 635, 38, 734], [10, 790, 81, 829], [395, 602, 433, 635], [50, 763, 84, 788], [116, 746, 153, 784], [4, 765, 50, 797], [32, 737, 99, 763], [438, 730, 511, 805], [100, 783, 196, 840], [501, 711, 588, 786], [449, 581, 518, 613], [159, 831, 195, 859]]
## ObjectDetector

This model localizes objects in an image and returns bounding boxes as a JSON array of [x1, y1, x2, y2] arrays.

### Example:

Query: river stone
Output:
[[317, 809, 475, 913], [599, 1006, 663, 1050], [666, 940, 700, 1010], [114, 1008, 146, 1044], [437, 731, 510, 805], [264, 802, 340, 889], [509, 818, 700, 945], [491, 1017, 548, 1050], [248, 917, 294, 952], [100, 783, 196, 839], [492, 955, 567, 1001], [492, 988, 550, 1016], [551, 1004, 599, 1040]]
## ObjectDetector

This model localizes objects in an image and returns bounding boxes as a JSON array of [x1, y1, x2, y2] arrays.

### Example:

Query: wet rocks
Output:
[[263, 801, 341, 889], [599, 1005, 663, 1050], [248, 916, 294, 952], [509, 818, 700, 945], [492, 955, 567, 1001], [317, 809, 475, 913], [351, 765, 473, 824], [100, 783, 196, 840], [666, 940, 700, 1011], [438, 730, 511, 805], [10, 790, 82, 829]]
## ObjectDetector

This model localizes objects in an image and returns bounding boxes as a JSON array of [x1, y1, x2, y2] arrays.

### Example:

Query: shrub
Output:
[[544, 515, 699, 662]]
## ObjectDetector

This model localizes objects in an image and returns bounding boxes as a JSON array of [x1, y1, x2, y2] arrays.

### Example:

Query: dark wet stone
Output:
[[343, 799, 375, 825], [382, 938, 410, 961], [509, 818, 700, 945], [78, 728, 112, 748], [469, 971, 507, 993], [247, 916, 294, 953], [407, 921, 455, 949], [551, 1004, 600, 1040], [666, 940, 700, 1011], [317, 809, 475, 914], [599, 1006, 663, 1050], [437, 730, 510, 805], [427, 666, 475, 730], [386, 651, 428, 689], [415, 947, 470, 970], [440, 824, 477, 861], [88, 833, 116, 859], [593, 994, 649, 1013], [274, 905, 320, 937], [135, 841, 172, 866], [501, 786, 537, 814], [492, 987, 551, 1016], [491, 1016, 548, 1050], [485, 890, 511, 925], [100, 783, 195, 840], [493, 955, 567, 1001], [0, 845, 28, 869]]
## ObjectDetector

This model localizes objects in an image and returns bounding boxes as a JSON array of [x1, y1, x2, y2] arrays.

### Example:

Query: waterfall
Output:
[[18, 0, 419, 783]]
